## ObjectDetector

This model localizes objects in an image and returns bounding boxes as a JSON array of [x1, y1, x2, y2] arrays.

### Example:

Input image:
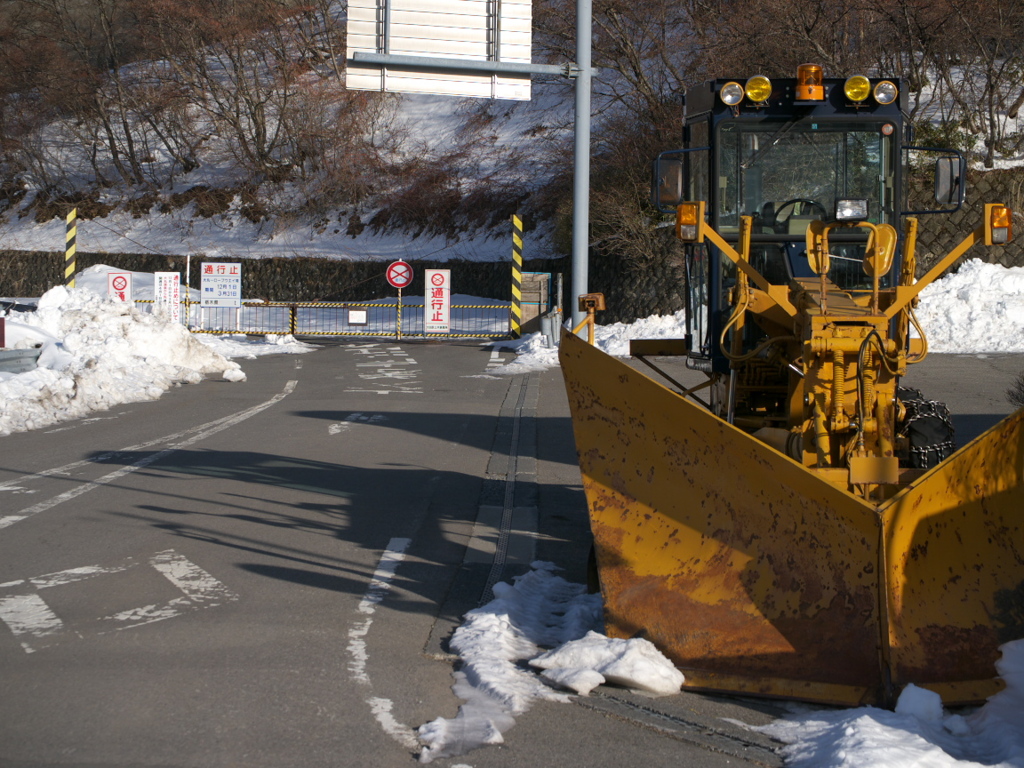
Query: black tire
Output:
[[587, 544, 602, 595]]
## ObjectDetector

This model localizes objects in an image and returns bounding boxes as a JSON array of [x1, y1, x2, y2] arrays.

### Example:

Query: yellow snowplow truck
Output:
[[560, 66, 1024, 707]]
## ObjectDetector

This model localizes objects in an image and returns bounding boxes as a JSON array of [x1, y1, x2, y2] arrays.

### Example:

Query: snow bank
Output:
[[0, 285, 242, 435], [917, 259, 1024, 353], [417, 563, 602, 763], [430, 564, 1024, 768], [755, 640, 1024, 768]]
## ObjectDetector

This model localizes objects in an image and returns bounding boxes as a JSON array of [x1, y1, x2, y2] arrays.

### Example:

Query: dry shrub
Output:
[[1008, 372, 1024, 409]]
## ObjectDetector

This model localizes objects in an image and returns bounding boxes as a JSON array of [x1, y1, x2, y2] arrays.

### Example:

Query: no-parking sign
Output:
[[386, 260, 413, 289]]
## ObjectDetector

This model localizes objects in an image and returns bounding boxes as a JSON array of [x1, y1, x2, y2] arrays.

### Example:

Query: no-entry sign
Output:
[[107, 272, 133, 303], [386, 260, 413, 289]]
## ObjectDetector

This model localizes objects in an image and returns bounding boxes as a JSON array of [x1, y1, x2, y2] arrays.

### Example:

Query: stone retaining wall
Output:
[[4, 168, 1023, 324], [0, 250, 563, 306]]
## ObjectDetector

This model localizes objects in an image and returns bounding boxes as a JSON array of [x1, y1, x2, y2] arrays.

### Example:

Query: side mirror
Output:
[[934, 157, 961, 205], [651, 146, 708, 213], [652, 154, 684, 211]]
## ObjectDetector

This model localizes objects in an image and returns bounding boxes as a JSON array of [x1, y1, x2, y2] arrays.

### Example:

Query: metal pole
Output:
[[511, 214, 523, 338], [570, 0, 592, 329], [64, 208, 77, 288]]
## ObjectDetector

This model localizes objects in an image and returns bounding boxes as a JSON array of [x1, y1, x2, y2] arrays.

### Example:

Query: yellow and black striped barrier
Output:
[[65, 208, 77, 288], [511, 214, 523, 338]]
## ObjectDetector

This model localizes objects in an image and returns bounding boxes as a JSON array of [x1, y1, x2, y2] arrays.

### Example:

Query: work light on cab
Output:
[[873, 80, 898, 105], [844, 76, 871, 103], [720, 81, 744, 106], [796, 64, 824, 100], [745, 76, 772, 103], [836, 199, 869, 221]]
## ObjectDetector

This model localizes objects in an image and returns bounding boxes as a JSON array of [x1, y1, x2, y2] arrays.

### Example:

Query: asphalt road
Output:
[[1, 341, 1019, 767]]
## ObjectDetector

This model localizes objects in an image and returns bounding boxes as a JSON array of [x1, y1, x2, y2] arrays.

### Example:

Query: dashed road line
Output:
[[0, 381, 298, 530], [346, 537, 421, 751]]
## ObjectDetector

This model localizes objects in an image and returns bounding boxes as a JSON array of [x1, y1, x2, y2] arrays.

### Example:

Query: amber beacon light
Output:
[[985, 203, 1014, 245], [796, 64, 824, 100]]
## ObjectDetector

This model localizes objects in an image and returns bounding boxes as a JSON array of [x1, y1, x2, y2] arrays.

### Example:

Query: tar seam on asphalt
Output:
[[480, 372, 531, 604], [575, 691, 785, 768]]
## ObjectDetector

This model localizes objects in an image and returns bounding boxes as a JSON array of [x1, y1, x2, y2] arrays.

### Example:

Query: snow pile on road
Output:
[[490, 309, 689, 373], [757, 646, 1024, 767], [0, 285, 243, 435], [415, 565, 679, 765], [917, 259, 1024, 352], [200, 333, 317, 360], [530, 631, 685, 696], [435, 563, 1024, 767], [417, 562, 679, 763], [0, 279, 313, 436]]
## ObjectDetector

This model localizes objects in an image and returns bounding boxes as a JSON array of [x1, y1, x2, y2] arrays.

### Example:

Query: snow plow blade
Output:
[[560, 330, 1024, 706]]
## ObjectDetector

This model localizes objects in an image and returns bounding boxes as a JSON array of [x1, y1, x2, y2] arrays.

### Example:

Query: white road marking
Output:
[[0, 550, 238, 653], [368, 697, 421, 751], [345, 537, 420, 751], [150, 550, 238, 606], [329, 414, 386, 434], [43, 415, 120, 434], [344, 344, 423, 395], [0, 381, 298, 530], [0, 593, 63, 644]]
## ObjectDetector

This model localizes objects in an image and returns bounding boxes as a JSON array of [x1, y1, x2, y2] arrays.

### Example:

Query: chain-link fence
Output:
[[138, 299, 512, 340]]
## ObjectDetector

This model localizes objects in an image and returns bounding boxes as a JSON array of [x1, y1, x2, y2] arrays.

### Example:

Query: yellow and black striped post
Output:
[[64, 208, 77, 288], [511, 214, 523, 338]]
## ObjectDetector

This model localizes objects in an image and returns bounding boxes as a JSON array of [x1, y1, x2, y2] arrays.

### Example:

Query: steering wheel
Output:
[[772, 198, 828, 233]]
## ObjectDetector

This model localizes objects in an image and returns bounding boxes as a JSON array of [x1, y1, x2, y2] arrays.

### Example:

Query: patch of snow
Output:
[[424, 562, 1024, 768], [0, 280, 314, 436]]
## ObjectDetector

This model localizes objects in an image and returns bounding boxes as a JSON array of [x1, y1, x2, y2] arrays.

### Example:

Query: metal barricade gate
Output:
[[138, 299, 512, 340]]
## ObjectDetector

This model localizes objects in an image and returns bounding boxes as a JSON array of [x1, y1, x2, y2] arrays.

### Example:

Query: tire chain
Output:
[[897, 387, 956, 469]]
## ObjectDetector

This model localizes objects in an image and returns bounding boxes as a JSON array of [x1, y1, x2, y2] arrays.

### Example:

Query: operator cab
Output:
[[654, 66, 964, 370]]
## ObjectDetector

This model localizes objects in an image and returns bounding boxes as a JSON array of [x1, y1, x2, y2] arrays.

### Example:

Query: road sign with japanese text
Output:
[[107, 272, 133, 303], [154, 272, 182, 324], [201, 263, 242, 308], [425, 268, 450, 333], [386, 260, 413, 289]]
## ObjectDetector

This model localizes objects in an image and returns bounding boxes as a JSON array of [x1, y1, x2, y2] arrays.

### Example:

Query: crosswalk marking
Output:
[[0, 550, 237, 653]]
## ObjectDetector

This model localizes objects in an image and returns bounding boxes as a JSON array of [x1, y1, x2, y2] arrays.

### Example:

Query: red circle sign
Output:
[[112, 276, 128, 290], [430, 273, 445, 286], [386, 260, 413, 288]]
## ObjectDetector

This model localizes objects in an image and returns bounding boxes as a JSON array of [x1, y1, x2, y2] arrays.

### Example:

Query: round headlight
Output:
[[720, 81, 744, 106], [745, 75, 772, 102], [873, 80, 898, 105], [844, 75, 871, 103]]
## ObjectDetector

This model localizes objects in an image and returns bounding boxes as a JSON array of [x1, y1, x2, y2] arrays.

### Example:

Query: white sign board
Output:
[[154, 272, 182, 324], [347, 0, 532, 100], [425, 268, 451, 333], [201, 263, 242, 308], [107, 272, 133, 303]]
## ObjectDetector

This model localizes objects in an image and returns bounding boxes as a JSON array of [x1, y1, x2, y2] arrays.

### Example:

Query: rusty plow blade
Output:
[[559, 330, 1024, 706]]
